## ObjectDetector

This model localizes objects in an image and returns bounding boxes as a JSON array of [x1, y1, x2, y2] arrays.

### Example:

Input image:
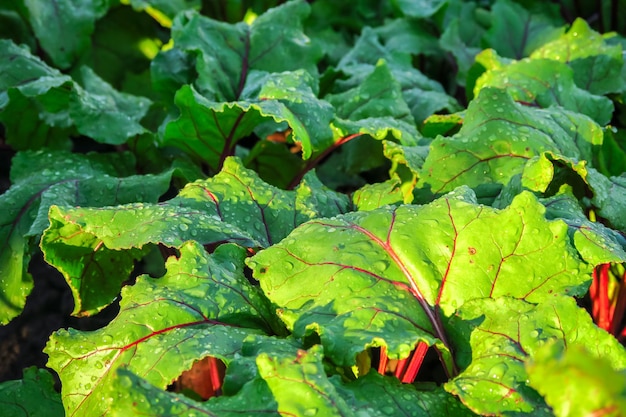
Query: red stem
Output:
[[286, 133, 363, 190], [598, 264, 611, 332], [208, 356, 223, 397], [394, 357, 408, 380], [610, 269, 626, 336], [590, 266, 599, 320], [377, 346, 388, 375], [400, 342, 428, 383]]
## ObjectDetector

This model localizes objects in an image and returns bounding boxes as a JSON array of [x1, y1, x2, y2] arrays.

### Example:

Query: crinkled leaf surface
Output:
[[249, 188, 588, 370], [0, 367, 64, 417], [335, 371, 476, 416], [41, 157, 349, 316], [530, 18, 626, 95], [475, 49, 614, 125], [419, 87, 602, 194], [526, 342, 626, 417], [45, 241, 276, 417], [446, 296, 626, 415], [0, 150, 172, 324]]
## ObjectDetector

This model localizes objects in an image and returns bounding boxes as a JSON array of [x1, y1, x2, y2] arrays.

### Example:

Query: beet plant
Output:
[[1, 0, 626, 415]]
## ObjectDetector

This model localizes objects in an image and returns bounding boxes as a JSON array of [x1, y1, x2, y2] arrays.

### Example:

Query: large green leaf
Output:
[[0, 367, 64, 417], [418, 87, 603, 194], [0, 150, 172, 324], [526, 341, 626, 417], [249, 188, 588, 371], [41, 157, 350, 316], [446, 296, 626, 415], [22, 0, 112, 69], [45, 241, 276, 417], [169, 0, 320, 102]]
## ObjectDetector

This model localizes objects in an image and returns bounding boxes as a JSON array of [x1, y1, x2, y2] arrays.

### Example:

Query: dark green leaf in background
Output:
[[22, 0, 112, 69], [483, 0, 563, 59], [0, 150, 172, 324], [0, 367, 64, 417]]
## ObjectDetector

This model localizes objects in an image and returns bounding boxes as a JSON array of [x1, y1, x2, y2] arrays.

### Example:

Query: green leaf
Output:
[[446, 296, 626, 415], [249, 189, 588, 370], [125, 0, 202, 26], [483, 0, 563, 59], [418, 87, 603, 194], [76, 5, 164, 92], [335, 372, 476, 416], [594, 127, 626, 177], [41, 157, 349, 316], [438, 2, 485, 85], [328, 60, 420, 146], [23, 0, 112, 69], [588, 169, 626, 233], [531, 18, 626, 95], [111, 368, 282, 417], [0, 367, 64, 417], [0, 40, 74, 150], [163, 70, 335, 169], [334, 27, 459, 126], [70, 66, 151, 145], [475, 49, 614, 125], [542, 192, 626, 265], [0, 40, 153, 148], [392, 0, 447, 18], [45, 241, 275, 417], [526, 341, 626, 417], [171, 0, 320, 102], [0, 150, 172, 324], [352, 177, 407, 211]]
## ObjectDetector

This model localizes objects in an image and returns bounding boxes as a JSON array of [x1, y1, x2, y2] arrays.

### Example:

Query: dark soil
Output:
[[0, 252, 118, 384]]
